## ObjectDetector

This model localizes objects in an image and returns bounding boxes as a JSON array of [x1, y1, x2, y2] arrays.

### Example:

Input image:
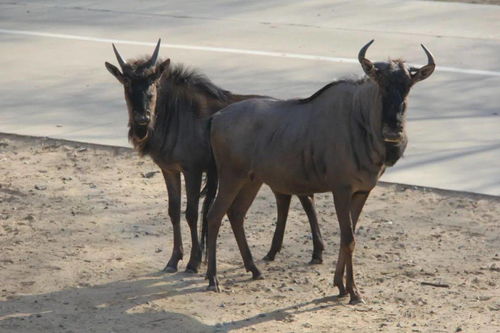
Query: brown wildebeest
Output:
[[104, 40, 326, 274], [205, 40, 435, 304]]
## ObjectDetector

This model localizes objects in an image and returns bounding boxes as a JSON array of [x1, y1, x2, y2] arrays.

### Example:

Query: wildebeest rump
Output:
[[104, 40, 327, 273], [206, 40, 435, 304]]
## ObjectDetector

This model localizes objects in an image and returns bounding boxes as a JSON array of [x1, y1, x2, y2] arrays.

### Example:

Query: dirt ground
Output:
[[0, 133, 499, 333]]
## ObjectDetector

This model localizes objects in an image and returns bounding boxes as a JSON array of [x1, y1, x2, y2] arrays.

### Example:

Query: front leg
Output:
[[227, 181, 263, 280], [332, 191, 369, 299], [351, 191, 370, 232], [206, 176, 244, 292], [332, 187, 364, 304], [183, 169, 203, 273], [162, 170, 183, 273]]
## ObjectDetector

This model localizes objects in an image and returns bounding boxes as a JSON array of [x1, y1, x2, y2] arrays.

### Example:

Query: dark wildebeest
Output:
[[205, 40, 435, 304], [104, 40, 326, 274]]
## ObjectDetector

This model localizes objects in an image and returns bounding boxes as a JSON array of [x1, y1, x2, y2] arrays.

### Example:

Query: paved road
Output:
[[1, 0, 499, 195]]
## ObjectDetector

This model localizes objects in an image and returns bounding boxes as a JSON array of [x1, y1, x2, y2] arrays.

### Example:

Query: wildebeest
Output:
[[104, 40, 326, 274], [205, 40, 435, 304]]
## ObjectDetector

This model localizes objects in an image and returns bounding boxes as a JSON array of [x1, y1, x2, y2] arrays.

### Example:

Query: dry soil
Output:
[[0, 134, 499, 332]]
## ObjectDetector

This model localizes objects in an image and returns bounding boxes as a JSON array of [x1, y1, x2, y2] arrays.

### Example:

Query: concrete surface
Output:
[[0, 0, 499, 195]]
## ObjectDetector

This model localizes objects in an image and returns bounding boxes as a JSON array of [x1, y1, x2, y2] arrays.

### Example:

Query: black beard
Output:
[[131, 123, 149, 140], [384, 136, 407, 167]]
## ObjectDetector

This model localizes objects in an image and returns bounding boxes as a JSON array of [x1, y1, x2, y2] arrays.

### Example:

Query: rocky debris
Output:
[[488, 302, 500, 311], [488, 263, 500, 272], [42, 142, 61, 150], [23, 214, 35, 221], [420, 281, 450, 288], [142, 171, 159, 179], [61, 177, 72, 183]]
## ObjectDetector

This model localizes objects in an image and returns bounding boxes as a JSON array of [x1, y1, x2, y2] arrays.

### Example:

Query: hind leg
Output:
[[263, 192, 291, 261], [298, 195, 324, 265], [227, 181, 263, 280]]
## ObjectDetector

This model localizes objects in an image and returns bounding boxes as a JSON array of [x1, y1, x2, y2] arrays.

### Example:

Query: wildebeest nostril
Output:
[[134, 113, 150, 125]]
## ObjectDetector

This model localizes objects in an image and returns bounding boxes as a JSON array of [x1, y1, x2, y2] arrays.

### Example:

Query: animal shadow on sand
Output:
[[0, 269, 343, 333]]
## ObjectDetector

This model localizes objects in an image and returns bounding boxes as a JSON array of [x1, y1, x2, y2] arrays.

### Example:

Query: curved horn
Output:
[[358, 39, 374, 64], [411, 44, 436, 83], [112, 43, 126, 69], [420, 44, 435, 67], [142, 39, 161, 69], [358, 39, 376, 77]]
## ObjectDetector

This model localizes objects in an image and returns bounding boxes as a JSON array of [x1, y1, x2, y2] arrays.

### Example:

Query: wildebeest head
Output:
[[105, 39, 170, 140], [358, 40, 435, 143]]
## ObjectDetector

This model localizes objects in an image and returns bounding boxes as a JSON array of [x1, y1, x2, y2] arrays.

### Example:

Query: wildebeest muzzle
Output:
[[382, 125, 403, 143], [134, 110, 151, 126]]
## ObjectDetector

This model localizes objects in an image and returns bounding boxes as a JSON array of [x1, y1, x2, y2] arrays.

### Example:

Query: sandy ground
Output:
[[0, 133, 499, 333]]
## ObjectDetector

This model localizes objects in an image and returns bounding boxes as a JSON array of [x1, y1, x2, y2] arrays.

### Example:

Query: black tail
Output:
[[200, 166, 217, 258], [200, 180, 209, 197], [200, 115, 218, 260]]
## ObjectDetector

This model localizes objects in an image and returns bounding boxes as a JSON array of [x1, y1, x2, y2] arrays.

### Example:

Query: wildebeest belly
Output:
[[255, 172, 332, 195], [247, 147, 337, 195]]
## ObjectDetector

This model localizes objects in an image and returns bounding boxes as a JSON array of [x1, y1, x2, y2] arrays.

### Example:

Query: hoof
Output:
[[207, 284, 220, 293], [163, 266, 177, 273], [334, 283, 347, 297], [262, 254, 275, 262], [349, 296, 365, 305], [185, 261, 200, 274], [252, 271, 263, 280], [309, 258, 323, 265]]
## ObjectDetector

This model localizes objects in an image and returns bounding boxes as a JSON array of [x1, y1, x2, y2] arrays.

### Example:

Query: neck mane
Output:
[[348, 79, 407, 171], [295, 76, 409, 170]]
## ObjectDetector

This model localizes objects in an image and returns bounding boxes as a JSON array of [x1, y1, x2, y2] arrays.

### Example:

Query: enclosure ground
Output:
[[0, 133, 498, 332]]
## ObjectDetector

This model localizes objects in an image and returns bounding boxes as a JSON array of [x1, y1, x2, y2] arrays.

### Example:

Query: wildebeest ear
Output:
[[411, 64, 435, 83], [155, 59, 171, 79], [360, 59, 378, 79], [105, 62, 125, 84]]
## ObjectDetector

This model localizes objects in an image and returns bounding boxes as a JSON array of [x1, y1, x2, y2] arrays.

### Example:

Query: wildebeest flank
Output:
[[206, 40, 435, 304], [104, 40, 327, 274]]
